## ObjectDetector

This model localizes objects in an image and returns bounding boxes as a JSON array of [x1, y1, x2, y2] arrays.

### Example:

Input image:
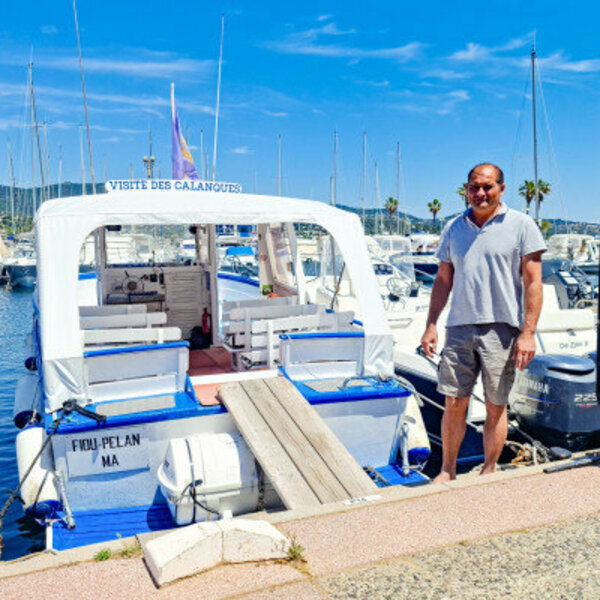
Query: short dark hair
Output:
[[467, 163, 504, 185]]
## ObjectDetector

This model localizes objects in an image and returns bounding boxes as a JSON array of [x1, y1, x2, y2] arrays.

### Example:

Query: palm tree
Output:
[[457, 183, 468, 209], [384, 197, 398, 233], [519, 180, 536, 214], [537, 180, 552, 207], [540, 220, 552, 237], [428, 198, 442, 230]]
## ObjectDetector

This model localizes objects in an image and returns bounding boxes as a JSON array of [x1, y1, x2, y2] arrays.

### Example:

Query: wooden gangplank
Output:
[[218, 376, 377, 510]]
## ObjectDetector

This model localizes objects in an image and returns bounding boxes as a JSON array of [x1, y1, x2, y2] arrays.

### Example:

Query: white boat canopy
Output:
[[35, 190, 394, 411]]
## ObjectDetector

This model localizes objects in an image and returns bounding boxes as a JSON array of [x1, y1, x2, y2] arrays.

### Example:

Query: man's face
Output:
[[466, 166, 505, 215]]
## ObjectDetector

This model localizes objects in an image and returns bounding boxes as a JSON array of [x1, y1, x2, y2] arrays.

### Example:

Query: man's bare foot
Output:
[[433, 471, 455, 483], [480, 464, 496, 475]]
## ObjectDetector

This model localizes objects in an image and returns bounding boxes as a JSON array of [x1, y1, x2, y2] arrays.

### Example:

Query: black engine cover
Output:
[[510, 354, 599, 451]]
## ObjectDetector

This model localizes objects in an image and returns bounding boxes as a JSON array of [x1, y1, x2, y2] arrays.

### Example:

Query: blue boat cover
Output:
[[286, 374, 411, 405]]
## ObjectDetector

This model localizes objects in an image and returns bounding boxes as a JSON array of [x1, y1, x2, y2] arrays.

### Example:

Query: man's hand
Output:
[[421, 323, 438, 358], [514, 331, 536, 370]]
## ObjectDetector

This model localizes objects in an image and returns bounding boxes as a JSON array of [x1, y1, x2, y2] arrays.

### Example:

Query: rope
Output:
[[0, 400, 106, 551], [0, 415, 64, 533]]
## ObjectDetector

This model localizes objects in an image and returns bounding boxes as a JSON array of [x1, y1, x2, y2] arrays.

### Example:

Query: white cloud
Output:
[[423, 69, 469, 81], [448, 43, 489, 63], [262, 109, 288, 117], [317, 14, 332, 22], [0, 81, 214, 117], [538, 51, 600, 73], [448, 33, 534, 63], [0, 50, 215, 80], [355, 79, 390, 87], [394, 89, 471, 115], [230, 146, 252, 155], [44, 56, 215, 79], [41, 25, 58, 35], [264, 23, 423, 63]]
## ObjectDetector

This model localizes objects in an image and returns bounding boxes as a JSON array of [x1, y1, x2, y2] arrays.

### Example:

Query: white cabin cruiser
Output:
[[4, 243, 37, 289], [10, 184, 430, 552]]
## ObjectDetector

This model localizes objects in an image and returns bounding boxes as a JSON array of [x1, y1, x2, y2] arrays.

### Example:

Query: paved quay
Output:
[[2, 464, 600, 599]]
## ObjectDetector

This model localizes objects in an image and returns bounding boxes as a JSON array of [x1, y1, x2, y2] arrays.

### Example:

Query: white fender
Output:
[[13, 372, 43, 429], [405, 393, 431, 464], [16, 425, 60, 519]]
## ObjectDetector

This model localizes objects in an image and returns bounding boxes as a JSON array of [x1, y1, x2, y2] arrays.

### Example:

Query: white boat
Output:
[[12, 183, 430, 552], [80, 231, 160, 269], [545, 234, 599, 273], [4, 243, 37, 289], [304, 233, 598, 463], [176, 237, 197, 263], [409, 232, 440, 280]]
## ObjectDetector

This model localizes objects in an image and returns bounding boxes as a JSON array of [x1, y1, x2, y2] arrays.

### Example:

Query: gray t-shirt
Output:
[[436, 204, 546, 328]]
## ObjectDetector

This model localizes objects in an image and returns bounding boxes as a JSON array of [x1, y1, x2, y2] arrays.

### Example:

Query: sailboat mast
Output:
[[374, 161, 381, 234], [277, 134, 282, 196], [332, 129, 337, 206], [79, 124, 86, 196], [73, 0, 95, 189], [28, 63, 36, 213], [43, 122, 50, 199], [58, 145, 63, 199], [199, 129, 204, 180], [531, 46, 540, 223], [212, 14, 225, 182], [396, 142, 400, 234], [7, 139, 16, 233], [29, 65, 46, 205], [361, 131, 366, 226]]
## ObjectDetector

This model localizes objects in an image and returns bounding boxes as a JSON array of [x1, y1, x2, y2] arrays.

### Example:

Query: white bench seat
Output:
[[83, 326, 182, 346], [223, 304, 323, 335], [229, 310, 356, 370], [79, 304, 148, 317], [222, 296, 297, 313], [80, 312, 167, 330]]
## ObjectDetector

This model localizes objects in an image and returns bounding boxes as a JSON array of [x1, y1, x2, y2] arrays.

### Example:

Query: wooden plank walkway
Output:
[[218, 376, 377, 510]]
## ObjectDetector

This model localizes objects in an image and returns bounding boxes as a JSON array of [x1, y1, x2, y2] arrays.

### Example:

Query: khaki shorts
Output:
[[437, 323, 520, 406]]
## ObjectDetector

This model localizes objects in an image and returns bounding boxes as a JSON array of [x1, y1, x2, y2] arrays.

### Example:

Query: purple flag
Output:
[[171, 84, 199, 180]]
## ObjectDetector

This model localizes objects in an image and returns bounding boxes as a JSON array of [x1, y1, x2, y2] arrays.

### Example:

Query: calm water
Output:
[[0, 287, 45, 561]]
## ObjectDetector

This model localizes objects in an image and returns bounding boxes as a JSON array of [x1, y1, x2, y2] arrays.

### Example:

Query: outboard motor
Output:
[[510, 354, 599, 451]]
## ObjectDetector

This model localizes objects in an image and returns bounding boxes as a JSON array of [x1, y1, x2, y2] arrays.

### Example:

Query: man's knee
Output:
[[485, 400, 507, 423], [445, 396, 469, 415]]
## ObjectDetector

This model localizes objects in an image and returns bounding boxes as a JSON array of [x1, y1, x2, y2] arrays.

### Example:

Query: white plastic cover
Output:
[[35, 190, 393, 411]]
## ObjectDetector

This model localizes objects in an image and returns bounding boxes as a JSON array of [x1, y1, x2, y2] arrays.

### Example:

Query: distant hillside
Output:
[[0, 184, 596, 237], [337, 204, 600, 236], [0, 182, 105, 215]]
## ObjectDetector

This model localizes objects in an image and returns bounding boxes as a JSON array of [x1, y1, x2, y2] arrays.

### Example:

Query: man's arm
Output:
[[421, 261, 454, 357], [514, 251, 544, 370]]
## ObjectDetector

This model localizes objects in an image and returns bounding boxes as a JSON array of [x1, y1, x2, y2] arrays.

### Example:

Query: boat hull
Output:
[[6, 264, 37, 289]]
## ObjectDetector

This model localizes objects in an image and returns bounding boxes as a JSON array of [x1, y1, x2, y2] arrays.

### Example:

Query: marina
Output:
[[1, 1, 600, 597]]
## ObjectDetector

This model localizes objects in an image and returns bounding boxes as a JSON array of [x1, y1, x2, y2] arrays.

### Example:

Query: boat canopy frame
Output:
[[35, 190, 394, 411]]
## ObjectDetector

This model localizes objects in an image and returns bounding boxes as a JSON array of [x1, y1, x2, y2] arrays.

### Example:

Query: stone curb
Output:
[[0, 456, 584, 581]]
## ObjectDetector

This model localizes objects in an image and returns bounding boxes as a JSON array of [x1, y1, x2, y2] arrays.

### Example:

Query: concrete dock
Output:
[[1, 463, 600, 599]]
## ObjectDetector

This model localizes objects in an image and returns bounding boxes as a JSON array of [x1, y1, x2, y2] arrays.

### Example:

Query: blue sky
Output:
[[0, 0, 599, 222]]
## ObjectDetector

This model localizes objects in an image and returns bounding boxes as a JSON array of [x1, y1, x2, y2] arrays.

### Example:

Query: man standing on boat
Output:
[[421, 163, 546, 481]]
